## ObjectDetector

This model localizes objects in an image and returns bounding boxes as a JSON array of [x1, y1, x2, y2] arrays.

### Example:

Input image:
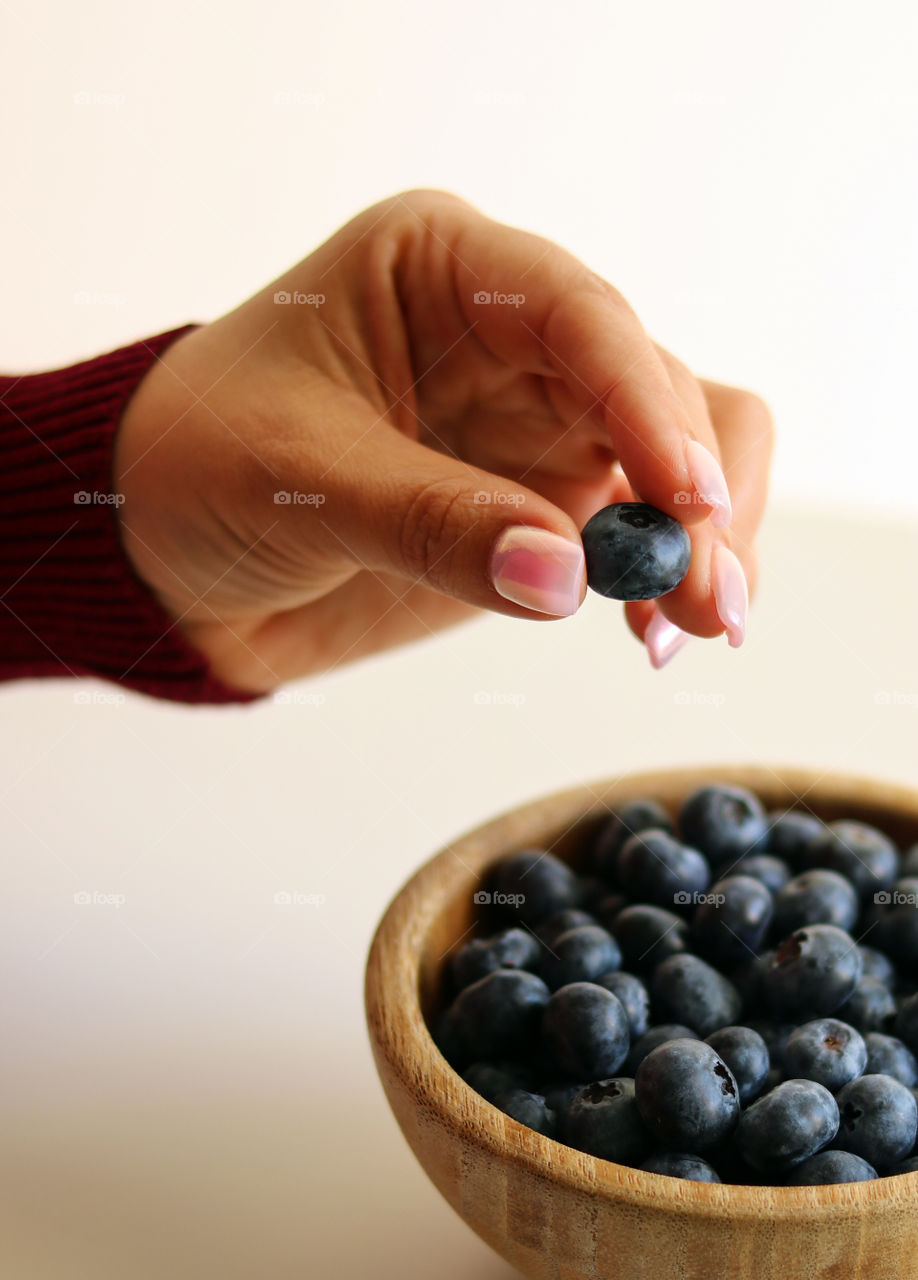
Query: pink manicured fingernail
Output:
[[644, 606, 690, 669], [685, 440, 733, 529], [489, 526, 586, 617], [712, 545, 748, 647]]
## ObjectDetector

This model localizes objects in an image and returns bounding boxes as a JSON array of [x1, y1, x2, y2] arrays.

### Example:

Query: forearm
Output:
[[0, 327, 260, 705]]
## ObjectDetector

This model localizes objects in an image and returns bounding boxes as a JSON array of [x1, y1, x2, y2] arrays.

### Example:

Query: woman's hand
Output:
[[113, 189, 773, 693]]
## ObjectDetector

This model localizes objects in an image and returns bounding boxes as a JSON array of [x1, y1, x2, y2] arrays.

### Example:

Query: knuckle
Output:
[[725, 385, 775, 443], [398, 478, 469, 583]]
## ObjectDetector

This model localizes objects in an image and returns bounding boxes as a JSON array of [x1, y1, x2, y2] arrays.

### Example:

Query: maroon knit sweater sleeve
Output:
[[0, 326, 262, 705]]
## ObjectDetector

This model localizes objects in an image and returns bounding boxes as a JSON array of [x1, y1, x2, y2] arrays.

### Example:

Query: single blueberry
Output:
[[581, 502, 691, 601], [492, 1088, 557, 1138], [803, 820, 899, 900], [732, 854, 792, 895], [596, 970, 651, 1038], [857, 946, 897, 990], [732, 951, 774, 1010], [591, 798, 674, 883], [772, 869, 859, 937], [540, 924, 622, 990], [462, 1060, 532, 1102], [836, 977, 898, 1034], [559, 1077, 652, 1165], [678, 784, 768, 866], [609, 904, 690, 971], [486, 849, 582, 926], [864, 1032, 918, 1087], [624, 1023, 700, 1076], [705, 1026, 771, 1103], [542, 982, 631, 1082], [834, 1073, 918, 1168], [765, 809, 826, 869], [761, 925, 863, 1019], [736, 1079, 839, 1173], [786, 1149, 877, 1184], [634, 1038, 740, 1151], [745, 1019, 797, 1072], [639, 1152, 721, 1182], [782, 1018, 868, 1092], [691, 874, 773, 963], [894, 992, 918, 1056], [450, 926, 542, 990], [448, 968, 551, 1065], [540, 1081, 583, 1115], [617, 828, 711, 910], [650, 952, 742, 1037], [533, 908, 597, 949]]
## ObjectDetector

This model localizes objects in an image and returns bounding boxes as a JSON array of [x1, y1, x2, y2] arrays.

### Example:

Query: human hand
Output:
[[113, 189, 772, 693]]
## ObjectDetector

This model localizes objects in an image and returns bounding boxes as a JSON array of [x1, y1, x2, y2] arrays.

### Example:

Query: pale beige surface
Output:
[[0, 501, 916, 1280]]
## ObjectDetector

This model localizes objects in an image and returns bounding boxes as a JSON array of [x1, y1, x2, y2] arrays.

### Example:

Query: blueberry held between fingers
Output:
[[634, 1038, 740, 1151], [736, 1079, 839, 1173], [581, 503, 691, 601]]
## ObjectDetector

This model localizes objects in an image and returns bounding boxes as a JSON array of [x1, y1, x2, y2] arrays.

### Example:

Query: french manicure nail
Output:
[[711, 545, 748, 647], [685, 439, 733, 528], [644, 606, 690, 670], [489, 526, 586, 617]]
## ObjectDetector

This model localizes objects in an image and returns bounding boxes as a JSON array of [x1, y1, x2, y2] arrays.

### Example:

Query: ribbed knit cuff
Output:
[[0, 326, 262, 704]]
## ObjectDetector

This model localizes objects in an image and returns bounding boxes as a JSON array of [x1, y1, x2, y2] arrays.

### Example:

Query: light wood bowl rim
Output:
[[365, 763, 918, 1223]]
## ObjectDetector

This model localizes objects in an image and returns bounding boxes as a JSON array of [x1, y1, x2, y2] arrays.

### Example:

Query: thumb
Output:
[[320, 427, 587, 619]]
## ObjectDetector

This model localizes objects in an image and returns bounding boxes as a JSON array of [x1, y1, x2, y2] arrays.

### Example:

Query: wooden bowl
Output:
[[365, 765, 918, 1280]]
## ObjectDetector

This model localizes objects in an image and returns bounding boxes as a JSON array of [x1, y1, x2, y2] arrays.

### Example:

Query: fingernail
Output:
[[711, 545, 748, 647], [644, 606, 690, 669], [684, 439, 733, 528], [489, 526, 586, 617]]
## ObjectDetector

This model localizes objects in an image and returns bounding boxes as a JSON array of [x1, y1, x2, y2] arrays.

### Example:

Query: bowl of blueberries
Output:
[[365, 765, 918, 1280]]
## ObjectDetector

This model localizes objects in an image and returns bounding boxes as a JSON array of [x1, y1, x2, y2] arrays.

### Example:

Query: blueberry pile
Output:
[[433, 784, 918, 1185]]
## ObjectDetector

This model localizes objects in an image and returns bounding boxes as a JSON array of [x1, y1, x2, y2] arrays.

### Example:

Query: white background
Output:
[[2, 3, 918, 1278]]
